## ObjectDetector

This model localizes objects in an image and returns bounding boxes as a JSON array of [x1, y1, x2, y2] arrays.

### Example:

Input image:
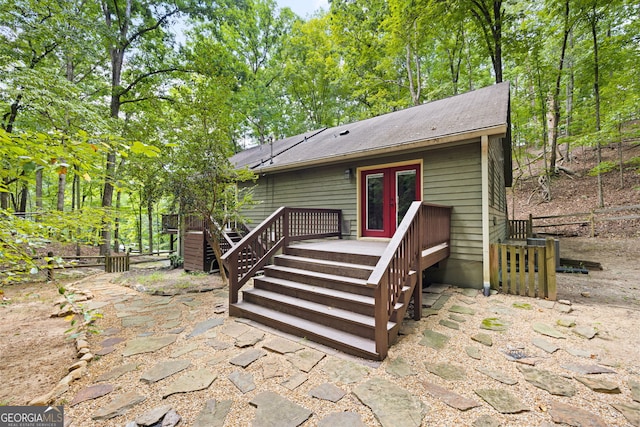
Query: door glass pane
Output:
[[366, 173, 384, 230], [396, 170, 416, 225]]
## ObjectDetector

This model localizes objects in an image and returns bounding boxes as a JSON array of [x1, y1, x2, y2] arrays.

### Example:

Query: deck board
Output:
[[289, 239, 388, 256]]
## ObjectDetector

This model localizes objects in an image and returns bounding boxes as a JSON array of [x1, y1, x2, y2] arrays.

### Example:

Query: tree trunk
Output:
[[547, 97, 557, 169], [72, 169, 81, 256], [492, 0, 503, 83], [591, 5, 604, 208], [0, 179, 8, 210], [56, 57, 74, 213], [114, 189, 121, 252], [204, 224, 228, 283], [549, 0, 571, 173], [2, 95, 23, 210], [147, 201, 154, 255], [99, 0, 126, 255], [405, 34, 421, 106], [71, 171, 78, 211], [536, 62, 551, 201], [469, 0, 504, 83], [138, 192, 143, 253], [35, 169, 43, 212], [565, 29, 574, 162], [57, 163, 66, 211], [18, 183, 28, 213], [618, 125, 624, 189]]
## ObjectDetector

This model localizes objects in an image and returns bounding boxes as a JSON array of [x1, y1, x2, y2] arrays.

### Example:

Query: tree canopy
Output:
[[1, 0, 639, 283]]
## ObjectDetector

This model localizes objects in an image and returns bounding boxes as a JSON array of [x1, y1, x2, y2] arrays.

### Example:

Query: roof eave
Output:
[[250, 124, 508, 175]]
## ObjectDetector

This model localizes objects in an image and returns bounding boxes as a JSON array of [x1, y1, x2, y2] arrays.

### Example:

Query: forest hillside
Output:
[[509, 138, 640, 238]]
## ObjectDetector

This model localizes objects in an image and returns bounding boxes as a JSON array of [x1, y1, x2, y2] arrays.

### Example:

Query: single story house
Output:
[[231, 81, 511, 287], [223, 81, 512, 359]]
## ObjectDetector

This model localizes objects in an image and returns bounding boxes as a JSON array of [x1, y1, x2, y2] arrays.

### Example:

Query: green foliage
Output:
[[59, 285, 103, 339], [1, 0, 639, 280], [588, 161, 617, 177], [169, 253, 184, 269], [0, 207, 105, 285], [625, 157, 640, 168]]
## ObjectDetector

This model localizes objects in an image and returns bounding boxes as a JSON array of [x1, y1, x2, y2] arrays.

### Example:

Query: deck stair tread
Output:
[[254, 276, 374, 305], [276, 254, 375, 271], [285, 245, 381, 265], [422, 242, 448, 256], [231, 301, 379, 357], [243, 288, 395, 330], [263, 265, 369, 286]]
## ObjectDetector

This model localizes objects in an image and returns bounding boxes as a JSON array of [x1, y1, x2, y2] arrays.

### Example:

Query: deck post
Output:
[[545, 238, 557, 300], [480, 135, 491, 293], [374, 282, 389, 359], [412, 208, 423, 320], [489, 244, 499, 289], [283, 208, 290, 246], [229, 255, 239, 304], [47, 251, 54, 281]]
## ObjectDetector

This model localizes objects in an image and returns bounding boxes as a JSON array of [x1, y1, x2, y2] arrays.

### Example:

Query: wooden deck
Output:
[[222, 204, 451, 360]]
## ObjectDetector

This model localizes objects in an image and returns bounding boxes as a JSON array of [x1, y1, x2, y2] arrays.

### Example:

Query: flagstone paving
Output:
[[58, 273, 640, 426], [139, 360, 190, 384], [474, 388, 528, 414], [308, 382, 346, 402], [354, 378, 426, 427], [161, 368, 217, 398], [249, 391, 312, 427], [518, 365, 577, 396]]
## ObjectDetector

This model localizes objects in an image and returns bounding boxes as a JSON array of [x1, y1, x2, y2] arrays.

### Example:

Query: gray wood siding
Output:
[[240, 140, 489, 285], [241, 165, 358, 232], [243, 142, 483, 261], [423, 143, 482, 263], [488, 135, 508, 243]]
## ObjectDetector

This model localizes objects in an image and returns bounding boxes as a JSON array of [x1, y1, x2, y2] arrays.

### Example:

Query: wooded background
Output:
[[1, 0, 639, 280]]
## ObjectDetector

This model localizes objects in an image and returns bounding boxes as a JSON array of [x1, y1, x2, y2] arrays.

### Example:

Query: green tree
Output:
[[165, 75, 255, 281], [280, 15, 349, 131], [97, 0, 209, 254], [463, 0, 508, 83]]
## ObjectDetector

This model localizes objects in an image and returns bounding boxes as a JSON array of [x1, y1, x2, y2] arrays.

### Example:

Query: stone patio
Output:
[[56, 273, 640, 426]]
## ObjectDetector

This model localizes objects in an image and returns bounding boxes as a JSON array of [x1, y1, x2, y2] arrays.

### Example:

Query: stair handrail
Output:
[[367, 201, 452, 358], [222, 207, 286, 304], [222, 207, 342, 305]]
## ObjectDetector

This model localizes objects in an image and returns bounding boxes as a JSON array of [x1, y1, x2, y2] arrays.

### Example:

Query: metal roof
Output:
[[231, 82, 510, 172]]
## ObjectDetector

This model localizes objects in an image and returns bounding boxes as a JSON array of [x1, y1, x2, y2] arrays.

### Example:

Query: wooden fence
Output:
[[105, 253, 130, 273], [509, 204, 640, 239], [38, 251, 171, 280], [490, 238, 557, 300]]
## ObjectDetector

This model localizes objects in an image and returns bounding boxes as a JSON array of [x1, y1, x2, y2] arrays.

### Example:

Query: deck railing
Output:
[[222, 207, 342, 304], [368, 202, 452, 359], [185, 215, 205, 232], [161, 214, 179, 233], [508, 218, 533, 240]]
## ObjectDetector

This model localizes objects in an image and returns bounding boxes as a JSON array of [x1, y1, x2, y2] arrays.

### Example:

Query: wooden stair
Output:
[[229, 242, 410, 360]]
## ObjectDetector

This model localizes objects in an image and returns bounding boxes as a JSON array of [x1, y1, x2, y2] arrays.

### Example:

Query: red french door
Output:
[[360, 164, 421, 238]]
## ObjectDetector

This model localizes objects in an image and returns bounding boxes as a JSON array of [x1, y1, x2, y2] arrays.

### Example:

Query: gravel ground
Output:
[[61, 269, 640, 427]]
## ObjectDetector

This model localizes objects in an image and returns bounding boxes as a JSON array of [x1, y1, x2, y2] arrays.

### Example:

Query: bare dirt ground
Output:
[[0, 281, 77, 406], [558, 237, 640, 310], [510, 140, 640, 238]]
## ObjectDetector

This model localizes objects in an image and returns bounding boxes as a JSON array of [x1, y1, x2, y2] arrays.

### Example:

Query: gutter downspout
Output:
[[481, 135, 491, 295]]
